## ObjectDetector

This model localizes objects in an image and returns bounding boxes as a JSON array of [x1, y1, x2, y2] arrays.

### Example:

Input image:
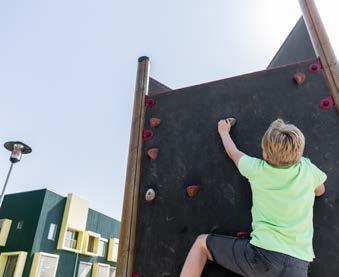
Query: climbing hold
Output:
[[293, 73, 306, 85], [147, 148, 159, 160], [145, 188, 156, 201], [142, 129, 154, 141], [224, 117, 236, 126], [132, 274, 141, 277], [308, 61, 321, 73], [186, 184, 200, 198], [145, 97, 155, 108], [150, 117, 161, 128], [320, 96, 334, 110], [236, 231, 250, 238]]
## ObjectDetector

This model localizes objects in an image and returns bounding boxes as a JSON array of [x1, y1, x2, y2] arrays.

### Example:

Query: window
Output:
[[98, 238, 108, 257], [0, 219, 4, 232], [97, 264, 109, 276], [109, 266, 116, 277], [3, 255, 18, 277], [48, 224, 57, 241], [0, 219, 12, 246], [16, 221, 23, 230], [78, 262, 92, 277], [0, 252, 27, 276], [36, 254, 59, 276], [87, 236, 95, 253], [112, 239, 119, 262], [64, 229, 79, 249], [107, 238, 119, 262], [82, 231, 100, 255]]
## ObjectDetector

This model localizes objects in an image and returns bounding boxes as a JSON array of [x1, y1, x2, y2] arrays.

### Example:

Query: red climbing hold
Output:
[[308, 61, 321, 73], [145, 97, 155, 108], [320, 96, 334, 110], [147, 148, 159, 160], [293, 73, 306, 85], [237, 231, 250, 238], [132, 274, 141, 277], [150, 117, 161, 128], [142, 129, 154, 141], [186, 185, 200, 198]]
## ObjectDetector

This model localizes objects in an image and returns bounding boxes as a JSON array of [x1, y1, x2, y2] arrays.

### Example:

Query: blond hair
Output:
[[261, 119, 305, 166]]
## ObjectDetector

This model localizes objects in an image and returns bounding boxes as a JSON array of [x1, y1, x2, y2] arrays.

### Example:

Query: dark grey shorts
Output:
[[206, 234, 309, 277]]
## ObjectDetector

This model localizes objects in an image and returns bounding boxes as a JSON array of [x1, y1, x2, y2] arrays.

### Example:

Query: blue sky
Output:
[[0, 1, 308, 219]]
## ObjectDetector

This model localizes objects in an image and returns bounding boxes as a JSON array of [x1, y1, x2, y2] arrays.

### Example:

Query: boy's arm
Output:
[[310, 162, 327, 197], [218, 119, 244, 166], [315, 184, 325, 197]]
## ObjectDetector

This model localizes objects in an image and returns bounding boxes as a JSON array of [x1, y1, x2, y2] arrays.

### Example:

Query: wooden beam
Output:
[[116, 56, 150, 277], [299, 0, 339, 111]]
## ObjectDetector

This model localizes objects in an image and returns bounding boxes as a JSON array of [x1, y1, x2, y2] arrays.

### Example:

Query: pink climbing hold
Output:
[[145, 97, 155, 108], [308, 61, 322, 73], [147, 148, 159, 160], [150, 117, 161, 128], [186, 185, 200, 198], [320, 96, 334, 110], [142, 129, 154, 141], [293, 72, 306, 85]]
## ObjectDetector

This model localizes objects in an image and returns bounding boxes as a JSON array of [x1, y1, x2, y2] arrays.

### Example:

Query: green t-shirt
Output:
[[238, 155, 327, 262]]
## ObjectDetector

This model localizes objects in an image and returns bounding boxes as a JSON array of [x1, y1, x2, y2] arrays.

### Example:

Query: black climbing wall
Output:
[[267, 17, 316, 69], [134, 58, 339, 277]]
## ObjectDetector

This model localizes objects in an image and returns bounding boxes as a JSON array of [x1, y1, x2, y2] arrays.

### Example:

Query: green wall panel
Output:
[[0, 189, 46, 252]]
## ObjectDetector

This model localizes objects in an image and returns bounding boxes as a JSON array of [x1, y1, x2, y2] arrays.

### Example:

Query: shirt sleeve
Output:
[[238, 155, 262, 179], [310, 162, 327, 190]]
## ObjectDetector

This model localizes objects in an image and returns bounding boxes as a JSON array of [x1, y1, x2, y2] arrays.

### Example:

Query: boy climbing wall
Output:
[[180, 118, 327, 277]]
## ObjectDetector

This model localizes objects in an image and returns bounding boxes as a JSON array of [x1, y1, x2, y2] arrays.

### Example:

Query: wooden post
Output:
[[116, 56, 150, 277], [299, 0, 339, 111]]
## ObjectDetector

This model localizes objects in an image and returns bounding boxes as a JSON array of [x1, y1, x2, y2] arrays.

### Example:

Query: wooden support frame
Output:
[[299, 0, 339, 111], [116, 56, 150, 277]]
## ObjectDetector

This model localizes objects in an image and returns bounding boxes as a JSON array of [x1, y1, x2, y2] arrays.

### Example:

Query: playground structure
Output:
[[117, 1, 339, 276]]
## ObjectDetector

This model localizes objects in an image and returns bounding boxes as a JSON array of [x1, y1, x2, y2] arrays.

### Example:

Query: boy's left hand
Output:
[[218, 119, 231, 135]]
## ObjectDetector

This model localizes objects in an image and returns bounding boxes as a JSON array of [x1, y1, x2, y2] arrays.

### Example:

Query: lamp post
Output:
[[1, 141, 32, 207]]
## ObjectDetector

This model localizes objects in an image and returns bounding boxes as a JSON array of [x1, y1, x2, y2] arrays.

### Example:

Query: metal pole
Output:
[[116, 56, 150, 277], [0, 163, 14, 207], [72, 253, 79, 277], [299, 0, 339, 111]]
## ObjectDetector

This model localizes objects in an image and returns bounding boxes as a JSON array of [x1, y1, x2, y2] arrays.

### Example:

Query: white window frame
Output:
[[64, 228, 79, 249], [98, 238, 108, 257], [36, 253, 59, 277], [48, 223, 58, 241], [112, 238, 119, 262], [97, 263, 110, 276], [77, 261, 92, 277]]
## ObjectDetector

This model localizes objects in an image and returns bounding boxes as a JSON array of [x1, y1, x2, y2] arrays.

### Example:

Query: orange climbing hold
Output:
[[147, 148, 159, 160], [186, 185, 200, 198], [293, 73, 306, 85]]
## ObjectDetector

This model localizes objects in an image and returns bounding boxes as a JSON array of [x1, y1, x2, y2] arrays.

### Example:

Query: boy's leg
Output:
[[205, 234, 249, 276], [180, 234, 213, 277], [180, 234, 250, 277]]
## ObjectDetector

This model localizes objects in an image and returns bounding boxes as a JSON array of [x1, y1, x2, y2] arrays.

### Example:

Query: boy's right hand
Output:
[[218, 119, 232, 135]]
